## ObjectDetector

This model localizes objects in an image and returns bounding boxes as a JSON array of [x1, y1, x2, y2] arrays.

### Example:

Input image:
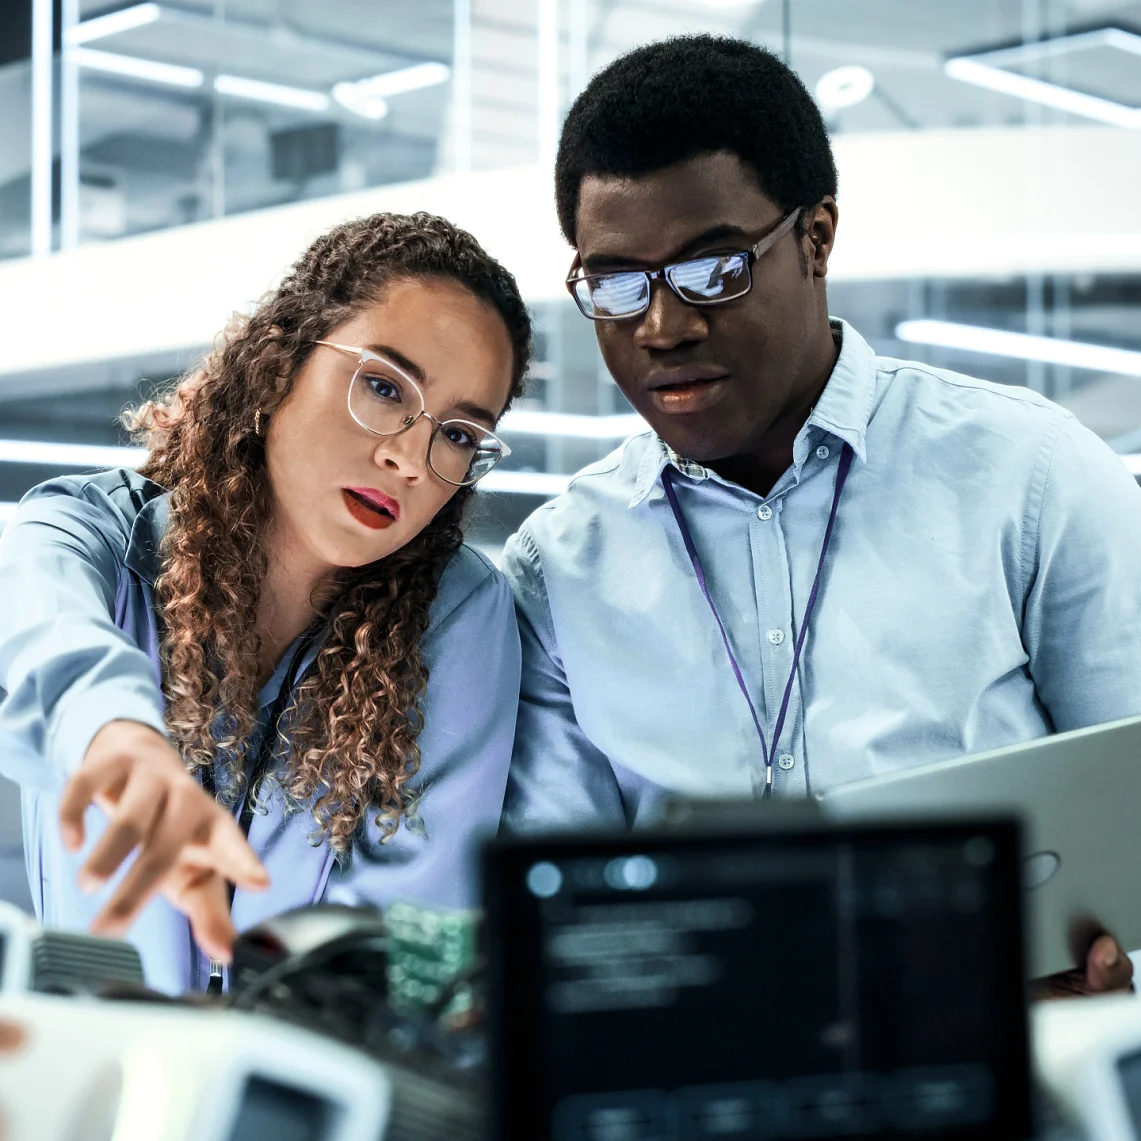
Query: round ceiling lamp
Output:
[[815, 65, 876, 110]]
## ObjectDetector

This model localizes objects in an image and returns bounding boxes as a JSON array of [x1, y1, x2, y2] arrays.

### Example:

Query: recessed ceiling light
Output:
[[815, 65, 875, 110]]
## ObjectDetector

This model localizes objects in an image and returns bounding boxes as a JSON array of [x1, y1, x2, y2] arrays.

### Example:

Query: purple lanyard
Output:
[[660, 443, 854, 797]]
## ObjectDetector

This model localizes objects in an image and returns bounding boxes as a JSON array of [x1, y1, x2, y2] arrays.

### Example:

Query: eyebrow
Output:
[[582, 224, 753, 272], [364, 343, 425, 381], [364, 343, 499, 428]]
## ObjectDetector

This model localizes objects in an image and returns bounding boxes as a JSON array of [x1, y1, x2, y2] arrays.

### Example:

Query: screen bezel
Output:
[[484, 815, 1032, 1141]]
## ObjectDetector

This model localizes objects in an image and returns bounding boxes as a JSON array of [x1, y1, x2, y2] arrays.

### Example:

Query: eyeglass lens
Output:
[[349, 362, 504, 486], [575, 252, 752, 318]]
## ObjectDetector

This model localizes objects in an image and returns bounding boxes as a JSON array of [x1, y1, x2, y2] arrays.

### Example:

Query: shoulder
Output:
[[874, 355, 1071, 433], [431, 540, 515, 626], [506, 433, 655, 568], [5, 468, 162, 550]]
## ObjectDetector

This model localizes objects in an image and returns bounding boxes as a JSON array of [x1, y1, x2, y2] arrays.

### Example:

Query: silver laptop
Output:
[[817, 714, 1141, 977]]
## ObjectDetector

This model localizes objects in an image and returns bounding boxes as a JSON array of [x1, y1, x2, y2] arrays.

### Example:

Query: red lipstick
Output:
[[342, 487, 399, 530]]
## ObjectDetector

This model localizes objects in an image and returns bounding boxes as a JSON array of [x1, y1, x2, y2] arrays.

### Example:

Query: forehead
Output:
[[335, 277, 512, 389], [574, 152, 781, 264]]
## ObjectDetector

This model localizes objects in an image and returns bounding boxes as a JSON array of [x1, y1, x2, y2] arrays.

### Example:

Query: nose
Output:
[[633, 277, 709, 353], [371, 416, 431, 482]]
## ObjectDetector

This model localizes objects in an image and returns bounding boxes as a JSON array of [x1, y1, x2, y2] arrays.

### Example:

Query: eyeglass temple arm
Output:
[[751, 208, 803, 259], [313, 340, 361, 357]]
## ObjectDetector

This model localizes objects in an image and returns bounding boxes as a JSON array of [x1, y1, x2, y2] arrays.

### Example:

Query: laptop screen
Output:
[[485, 817, 1030, 1141]]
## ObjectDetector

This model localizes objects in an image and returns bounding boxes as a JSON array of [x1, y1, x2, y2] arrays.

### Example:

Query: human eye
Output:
[[440, 421, 480, 452], [361, 370, 407, 403], [669, 253, 748, 300]]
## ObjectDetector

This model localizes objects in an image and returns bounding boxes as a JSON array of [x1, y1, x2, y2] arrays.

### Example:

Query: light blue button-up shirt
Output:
[[0, 470, 521, 992], [501, 319, 1141, 829]]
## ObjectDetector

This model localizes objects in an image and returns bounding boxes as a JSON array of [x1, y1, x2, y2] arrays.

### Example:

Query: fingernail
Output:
[[1102, 944, 1119, 968]]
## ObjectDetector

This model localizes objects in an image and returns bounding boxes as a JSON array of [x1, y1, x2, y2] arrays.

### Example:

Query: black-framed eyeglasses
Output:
[[565, 208, 802, 321], [313, 341, 511, 487]]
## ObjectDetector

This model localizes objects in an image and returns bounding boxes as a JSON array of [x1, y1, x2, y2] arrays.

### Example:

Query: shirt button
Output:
[[767, 629, 785, 646], [757, 504, 773, 521], [816, 445, 830, 460], [778, 753, 796, 770]]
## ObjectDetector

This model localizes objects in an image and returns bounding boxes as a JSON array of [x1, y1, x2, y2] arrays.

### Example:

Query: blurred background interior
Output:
[[1, 0, 1141, 905]]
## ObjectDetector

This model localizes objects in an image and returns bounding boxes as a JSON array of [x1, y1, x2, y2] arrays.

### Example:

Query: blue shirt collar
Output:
[[124, 489, 170, 586], [629, 317, 874, 508]]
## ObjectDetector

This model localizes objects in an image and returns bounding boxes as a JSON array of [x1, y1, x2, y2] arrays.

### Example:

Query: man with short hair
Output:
[[501, 36, 1141, 991]]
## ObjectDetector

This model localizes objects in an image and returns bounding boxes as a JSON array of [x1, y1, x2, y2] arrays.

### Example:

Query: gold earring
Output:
[[254, 410, 264, 436]]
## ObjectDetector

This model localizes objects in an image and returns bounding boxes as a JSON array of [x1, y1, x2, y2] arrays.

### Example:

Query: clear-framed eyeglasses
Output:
[[566, 207, 803, 321], [313, 341, 511, 487]]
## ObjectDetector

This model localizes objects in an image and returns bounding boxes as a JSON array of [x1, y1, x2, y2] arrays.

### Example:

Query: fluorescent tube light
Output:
[[333, 62, 450, 120], [476, 471, 571, 496], [816, 65, 875, 111], [214, 74, 330, 112], [72, 47, 204, 88], [353, 62, 451, 99], [499, 411, 646, 439], [945, 29, 1141, 129], [895, 320, 1141, 376], [0, 440, 148, 467], [945, 57, 1141, 128], [331, 84, 389, 121], [67, 2, 161, 45]]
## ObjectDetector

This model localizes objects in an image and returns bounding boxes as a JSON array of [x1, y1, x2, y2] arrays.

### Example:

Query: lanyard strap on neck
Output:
[[660, 443, 854, 794]]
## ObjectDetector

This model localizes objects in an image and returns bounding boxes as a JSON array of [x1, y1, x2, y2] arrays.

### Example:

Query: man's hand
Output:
[[60, 720, 270, 962], [1032, 933, 1135, 1000]]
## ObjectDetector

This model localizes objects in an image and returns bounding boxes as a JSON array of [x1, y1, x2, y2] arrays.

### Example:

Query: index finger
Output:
[[200, 813, 270, 890], [58, 768, 101, 851]]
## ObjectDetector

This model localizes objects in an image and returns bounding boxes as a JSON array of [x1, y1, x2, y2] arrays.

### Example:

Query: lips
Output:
[[648, 367, 725, 417], [342, 487, 399, 530], [645, 366, 729, 392]]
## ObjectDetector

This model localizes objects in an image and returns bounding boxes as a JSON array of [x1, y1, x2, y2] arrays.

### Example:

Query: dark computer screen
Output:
[[1117, 1049, 1141, 1137], [226, 1076, 334, 1141], [486, 818, 1031, 1141]]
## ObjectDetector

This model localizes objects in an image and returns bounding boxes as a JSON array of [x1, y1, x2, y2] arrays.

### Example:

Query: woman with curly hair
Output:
[[0, 211, 531, 994]]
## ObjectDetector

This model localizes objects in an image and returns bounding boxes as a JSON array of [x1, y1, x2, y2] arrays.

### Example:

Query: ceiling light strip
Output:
[[0, 440, 149, 467], [895, 320, 1141, 377], [72, 47, 205, 88], [499, 410, 646, 439], [476, 471, 572, 496], [67, 1, 161, 45], [214, 74, 329, 112], [944, 57, 1141, 129]]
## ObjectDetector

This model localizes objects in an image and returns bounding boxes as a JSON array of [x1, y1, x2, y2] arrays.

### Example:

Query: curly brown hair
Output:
[[128, 212, 531, 852]]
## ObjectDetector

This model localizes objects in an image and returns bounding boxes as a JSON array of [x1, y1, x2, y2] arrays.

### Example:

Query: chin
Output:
[[654, 426, 741, 465]]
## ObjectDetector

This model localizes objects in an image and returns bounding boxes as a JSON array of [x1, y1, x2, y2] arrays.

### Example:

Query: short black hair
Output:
[[555, 35, 838, 246]]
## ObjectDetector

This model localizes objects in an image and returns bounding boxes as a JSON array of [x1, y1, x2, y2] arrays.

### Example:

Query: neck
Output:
[[255, 517, 332, 686], [708, 322, 840, 498]]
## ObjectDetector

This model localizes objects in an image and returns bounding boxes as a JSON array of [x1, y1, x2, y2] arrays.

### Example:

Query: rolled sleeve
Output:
[[0, 480, 167, 790], [1022, 415, 1141, 730], [500, 527, 625, 832]]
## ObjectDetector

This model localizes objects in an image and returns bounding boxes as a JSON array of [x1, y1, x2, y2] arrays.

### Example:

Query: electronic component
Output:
[[485, 815, 1033, 1141], [0, 900, 143, 995], [0, 991, 391, 1141], [1034, 993, 1141, 1141]]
